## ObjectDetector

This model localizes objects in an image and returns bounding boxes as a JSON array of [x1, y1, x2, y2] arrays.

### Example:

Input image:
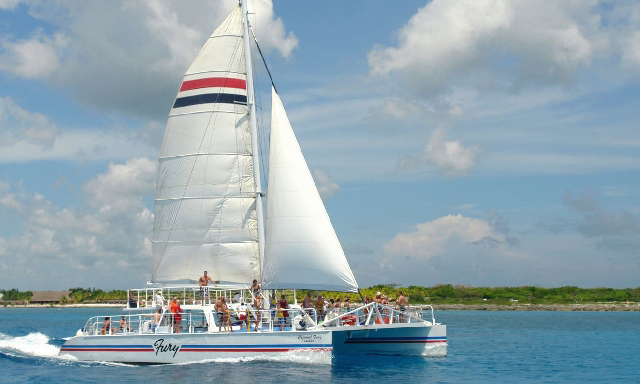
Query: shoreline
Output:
[[2, 303, 639, 311]]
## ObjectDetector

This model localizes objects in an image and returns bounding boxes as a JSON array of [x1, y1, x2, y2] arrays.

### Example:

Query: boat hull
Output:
[[59, 330, 332, 364], [330, 323, 447, 357]]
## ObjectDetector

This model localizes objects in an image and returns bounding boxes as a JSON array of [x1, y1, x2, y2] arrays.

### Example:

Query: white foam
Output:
[[163, 350, 332, 366], [0, 332, 60, 358]]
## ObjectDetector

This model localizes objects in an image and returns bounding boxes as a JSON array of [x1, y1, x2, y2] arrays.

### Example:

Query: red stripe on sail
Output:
[[180, 77, 246, 92]]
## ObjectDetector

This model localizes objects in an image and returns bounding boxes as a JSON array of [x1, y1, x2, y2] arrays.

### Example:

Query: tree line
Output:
[[2, 285, 639, 305]]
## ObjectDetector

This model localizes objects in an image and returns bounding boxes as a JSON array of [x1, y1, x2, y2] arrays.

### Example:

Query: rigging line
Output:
[[249, 24, 277, 94]]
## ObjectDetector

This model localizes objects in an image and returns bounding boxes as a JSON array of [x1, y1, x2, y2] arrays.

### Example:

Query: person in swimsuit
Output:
[[302, 292, 312, 314], [253, 294, 262, 332], [396, 291, 408, 322], [119, 316, 131, 333], [315, 295, 324, 322], [101, 317, 111, 335], [250, 279, 261, 298], [278, 295, 289, 328], [198, 271, 216, 305], [173, 300, 183, 333]]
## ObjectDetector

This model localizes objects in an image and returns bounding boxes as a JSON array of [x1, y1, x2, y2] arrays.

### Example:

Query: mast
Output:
[[241, 0, 266, 276]]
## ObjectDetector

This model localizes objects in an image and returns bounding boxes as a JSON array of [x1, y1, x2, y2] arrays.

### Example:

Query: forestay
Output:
[[152, 7, 259, 284], [262, 87, 359, 293]]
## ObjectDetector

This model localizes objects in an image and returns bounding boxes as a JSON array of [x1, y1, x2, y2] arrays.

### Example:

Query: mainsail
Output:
[[152, 7, 259, 284], [262, 87, 359, 293]]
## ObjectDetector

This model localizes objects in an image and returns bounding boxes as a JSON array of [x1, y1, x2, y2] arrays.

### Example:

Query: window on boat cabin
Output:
[[183, 309, 207, 329]]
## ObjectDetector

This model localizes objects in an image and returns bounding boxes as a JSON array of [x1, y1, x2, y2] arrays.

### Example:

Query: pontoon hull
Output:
[[330, 323, 447, 357], [59, 330, 332, 364]]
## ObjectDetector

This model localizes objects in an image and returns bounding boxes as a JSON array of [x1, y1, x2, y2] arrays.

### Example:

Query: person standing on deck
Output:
[[315, 295, 325, 322], [302, 292, 312, 314], [198, 271, 216, 305]]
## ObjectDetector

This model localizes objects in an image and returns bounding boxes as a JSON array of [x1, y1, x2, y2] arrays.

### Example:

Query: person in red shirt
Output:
[[170, 298, 183, 333]]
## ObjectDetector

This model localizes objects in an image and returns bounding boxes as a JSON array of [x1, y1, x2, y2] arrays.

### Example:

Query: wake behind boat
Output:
[[59, 1, 446, 364]]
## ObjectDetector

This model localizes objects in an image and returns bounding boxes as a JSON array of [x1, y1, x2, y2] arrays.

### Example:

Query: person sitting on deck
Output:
[[101, 317, 112, 335], [119, 316, 131, 333], [145, 309, 162, 332], [198, 270, 216, 305]]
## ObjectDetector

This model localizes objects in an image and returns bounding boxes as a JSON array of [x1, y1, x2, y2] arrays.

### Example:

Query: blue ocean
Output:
[[0, 308, 638, 383]]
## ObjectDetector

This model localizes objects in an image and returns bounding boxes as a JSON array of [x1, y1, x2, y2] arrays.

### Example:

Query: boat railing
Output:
[[318, 302, 435, 328], [127, 285, 253, 309], [81, 311, 208, 336]]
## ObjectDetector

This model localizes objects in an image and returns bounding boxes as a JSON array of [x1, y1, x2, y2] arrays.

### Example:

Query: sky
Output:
[[0, 0, 639, 291]]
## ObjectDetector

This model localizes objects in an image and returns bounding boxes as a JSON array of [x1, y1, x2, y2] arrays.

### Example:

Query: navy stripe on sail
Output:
[[173, 93, 247, 108]]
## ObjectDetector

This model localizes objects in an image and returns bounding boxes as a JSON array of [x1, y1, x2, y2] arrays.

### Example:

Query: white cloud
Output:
[[368, 0, 600, 97], [0, 157, 156, 289], [0, 31, 68, 78], [312, 169, 340, 199], [0, 97, 59, 149], [0, 0, 20, 10], [397, 127, 481, 176], [384, 214, 505, 260], [0, 1, 297, 119]]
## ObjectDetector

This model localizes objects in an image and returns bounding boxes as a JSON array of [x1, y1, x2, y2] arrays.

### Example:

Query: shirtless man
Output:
[[396, 291, 409, 322], [214, 297, 224, 332], [198, 270, 216, 305], [253, 294, 263, 332], [302, 292, 312, 313]]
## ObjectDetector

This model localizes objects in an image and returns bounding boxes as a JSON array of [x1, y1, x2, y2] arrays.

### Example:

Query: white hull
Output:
[[59, 330, 332, 364]]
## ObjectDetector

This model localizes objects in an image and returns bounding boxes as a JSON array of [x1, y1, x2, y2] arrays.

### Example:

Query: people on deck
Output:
[[198, 270, 216, 305], [276, 302, 285, 331], [215, 297, 232, 332], [302, 292, 312, 313], [396, 291, 408, 322], [253, 294, 263, 332], [279, 294, 289, 328], [146, 308, 162, 332], [170, 297, 182, 333], [101, 317, 112, 335], [119, 316, 131, 333], [344, 297, 351, 311], [335, 298, 343, 313], [250, 279, 261, 298], [128, 290, 137, 308], [315, 295, 325, 321], [155, 291, 165, 310], [174, 300, 183, 333]]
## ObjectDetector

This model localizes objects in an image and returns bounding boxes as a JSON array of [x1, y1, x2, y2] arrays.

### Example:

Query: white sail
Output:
[[262, 87, 359, 292], [152, 7, 259, 284]]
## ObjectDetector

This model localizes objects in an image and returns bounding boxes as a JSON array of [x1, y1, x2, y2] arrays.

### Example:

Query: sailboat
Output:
[[59, 1, 446, 364]]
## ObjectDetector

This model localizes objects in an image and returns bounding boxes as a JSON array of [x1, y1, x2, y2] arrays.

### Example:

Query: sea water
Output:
[[0, 308, 638, 383]]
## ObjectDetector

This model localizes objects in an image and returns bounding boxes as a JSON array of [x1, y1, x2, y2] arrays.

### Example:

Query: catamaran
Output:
[[59, 1, 446, 364]]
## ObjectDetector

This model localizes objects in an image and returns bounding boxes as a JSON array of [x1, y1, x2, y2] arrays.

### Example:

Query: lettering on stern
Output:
[[154, 339, 181, 358], [297, 334, 321, 343]]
